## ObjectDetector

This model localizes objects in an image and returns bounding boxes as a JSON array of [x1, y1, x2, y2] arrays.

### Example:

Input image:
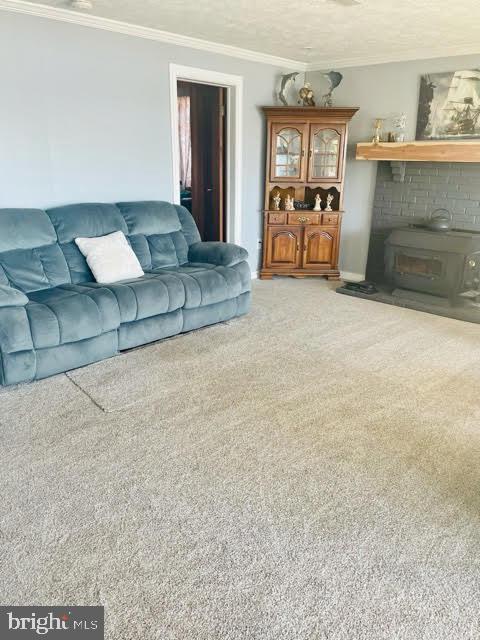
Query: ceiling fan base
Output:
[[71, 0, 93, 10], [327, 0, 361, 6]]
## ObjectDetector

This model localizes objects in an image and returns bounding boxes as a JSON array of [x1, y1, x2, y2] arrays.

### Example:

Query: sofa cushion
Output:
[[0, 285, 28, 307], [78, 273, 185, 323], [129, 233, 179, 271], [0, 244, 71, 293], [116, 202, 185, 271], [26, 285, 120, 349], [46, 203, 128, 244], [156, 264, 244, 309]]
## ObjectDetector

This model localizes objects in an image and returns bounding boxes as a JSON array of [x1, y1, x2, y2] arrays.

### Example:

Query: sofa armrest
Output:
[[188, 242, 248, 267], [0, 287, 33, 359], [0, 284, 28, 308]]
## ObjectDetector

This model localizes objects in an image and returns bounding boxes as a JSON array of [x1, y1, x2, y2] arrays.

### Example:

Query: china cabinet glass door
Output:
[[308, 125, 344, 182], [270, 124, 308, 182]]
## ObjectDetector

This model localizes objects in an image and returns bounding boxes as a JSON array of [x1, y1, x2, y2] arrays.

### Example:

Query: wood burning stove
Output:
[[385, 227, 480, 301]]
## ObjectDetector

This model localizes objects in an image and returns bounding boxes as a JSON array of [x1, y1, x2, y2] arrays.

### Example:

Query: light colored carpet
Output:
[[2, 278, 480, 639]]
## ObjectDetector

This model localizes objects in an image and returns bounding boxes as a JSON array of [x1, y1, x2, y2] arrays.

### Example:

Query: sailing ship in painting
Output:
[[416, 69, 480, 140]]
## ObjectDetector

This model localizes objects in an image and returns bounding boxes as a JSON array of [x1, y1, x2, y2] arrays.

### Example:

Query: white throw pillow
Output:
[[75, 231, 144, 284]]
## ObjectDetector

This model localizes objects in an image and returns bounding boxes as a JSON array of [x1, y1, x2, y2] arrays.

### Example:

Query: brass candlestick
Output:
[[372, 118, 385, 144]]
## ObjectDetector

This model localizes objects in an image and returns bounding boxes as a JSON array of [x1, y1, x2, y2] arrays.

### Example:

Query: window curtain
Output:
[[178, 96, 192, 189]]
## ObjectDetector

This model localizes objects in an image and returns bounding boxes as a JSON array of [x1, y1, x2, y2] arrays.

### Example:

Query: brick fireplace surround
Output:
[[337, 160, 480, 323], [366, 161, 480, 282]]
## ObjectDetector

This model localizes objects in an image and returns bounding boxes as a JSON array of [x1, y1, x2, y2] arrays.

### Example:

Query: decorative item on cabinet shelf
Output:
[[272, 191, 281, 210], [268, 186, 294, 210], [294, 200, 311, 210], [313, 194, 322, 211], [325, 194, 334, 212], [284, 194, 296, 211], [305, 186, 340, 211], [321, 71, 343, 108], [278, 72, 300, 106], [298, 82, 315, 107]]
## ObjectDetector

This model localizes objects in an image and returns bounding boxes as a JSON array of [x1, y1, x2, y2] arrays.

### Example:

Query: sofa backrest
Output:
[[46, 203, 129, 283], [116, 201, 200, 270], [0, 209, 71, 292], [0, 201, 201, 289]]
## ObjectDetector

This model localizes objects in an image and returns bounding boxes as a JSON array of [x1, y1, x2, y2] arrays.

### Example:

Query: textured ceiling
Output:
[[17, 0, 480, 66]]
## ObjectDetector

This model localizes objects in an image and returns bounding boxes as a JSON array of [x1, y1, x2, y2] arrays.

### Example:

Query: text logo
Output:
[[0, 607, 104, 639]]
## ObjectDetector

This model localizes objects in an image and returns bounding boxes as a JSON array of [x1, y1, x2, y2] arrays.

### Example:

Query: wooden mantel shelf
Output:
[[356, 140, 480, 163]]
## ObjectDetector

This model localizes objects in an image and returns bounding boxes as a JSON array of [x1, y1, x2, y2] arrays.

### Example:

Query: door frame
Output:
[[169, 64, 243, 245]]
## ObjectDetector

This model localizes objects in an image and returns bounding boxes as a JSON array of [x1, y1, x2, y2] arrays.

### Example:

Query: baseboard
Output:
[[252, 270, 363, 281], [340, 271, 365, 282]]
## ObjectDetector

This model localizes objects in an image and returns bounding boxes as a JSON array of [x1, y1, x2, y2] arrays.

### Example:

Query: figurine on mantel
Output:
[[325, 194, 334, 212], [272, 191, 281, 211], [372, 118, 384, 143], [284, 194, 295, 211], [313, 194, 322, 211], [393, 112, 407, 142]]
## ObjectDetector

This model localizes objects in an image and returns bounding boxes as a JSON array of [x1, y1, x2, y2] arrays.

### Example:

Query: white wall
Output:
[[0, 11, 283, 274], [307, 54, 480, 278]]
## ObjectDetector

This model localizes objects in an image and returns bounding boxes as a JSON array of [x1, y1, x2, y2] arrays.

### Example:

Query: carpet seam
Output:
[[64, 371, 108, 413]]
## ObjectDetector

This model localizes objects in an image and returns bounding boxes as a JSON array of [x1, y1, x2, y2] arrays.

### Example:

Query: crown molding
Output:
[[3, 0, 479, 73], [0, 0, 307, 71], [305, 42, 480, 70]]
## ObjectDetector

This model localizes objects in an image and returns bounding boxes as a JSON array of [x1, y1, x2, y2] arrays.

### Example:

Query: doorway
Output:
[[177, 80, 226, 242], [170, 64, 243, 246]]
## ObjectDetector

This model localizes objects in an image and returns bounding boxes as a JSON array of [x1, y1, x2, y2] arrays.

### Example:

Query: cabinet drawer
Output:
[[287, 212, 320, 225], [268, 212, 287, 224], [322, 213, 339, 225]]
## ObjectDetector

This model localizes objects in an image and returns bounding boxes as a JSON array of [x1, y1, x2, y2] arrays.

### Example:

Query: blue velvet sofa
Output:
[[0, 201, 251, 386]]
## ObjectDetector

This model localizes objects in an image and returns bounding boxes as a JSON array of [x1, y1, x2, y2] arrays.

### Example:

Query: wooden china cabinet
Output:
[[260, 106, 358, 280]]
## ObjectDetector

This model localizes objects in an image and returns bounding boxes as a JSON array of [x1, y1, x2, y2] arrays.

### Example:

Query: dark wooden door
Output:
[[179, 81, 226, 241], [265, 226, 302, 268]]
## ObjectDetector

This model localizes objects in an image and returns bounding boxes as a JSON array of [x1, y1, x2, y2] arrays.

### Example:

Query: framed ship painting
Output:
[[416, 69, 480, 140]]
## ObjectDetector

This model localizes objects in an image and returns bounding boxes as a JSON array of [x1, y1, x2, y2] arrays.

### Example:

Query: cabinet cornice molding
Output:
[[262, 107, 359, 122]]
